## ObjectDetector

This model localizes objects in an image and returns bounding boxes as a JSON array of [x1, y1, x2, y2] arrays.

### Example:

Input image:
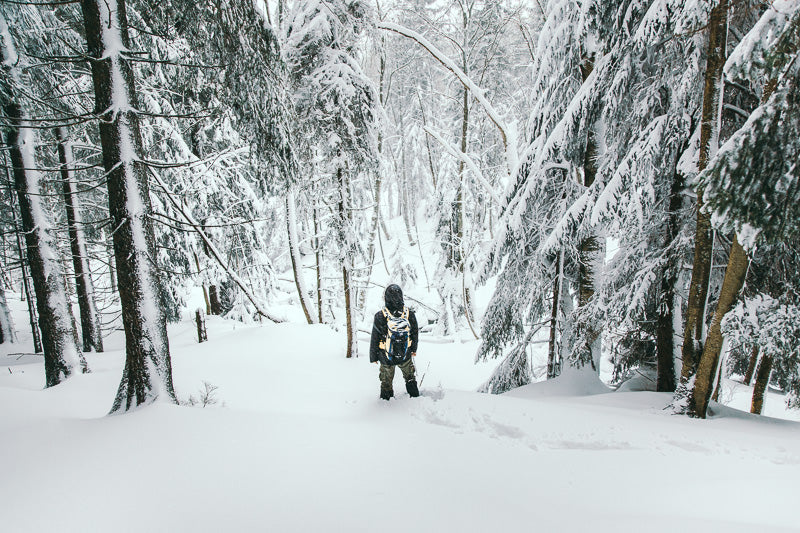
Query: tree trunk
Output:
[[750, 354, 773, 415], [208, 285, 222, 315], [6, 121, 85, 384], [79, 0, 176, 411], [313, 206, 323, 323], [743, 346, 759, 385], [656, 271, 678, 392], [337, 168, 357, 358], [1, 13, 85, 385], [105, 227, 117, 293], [680, 0, 728, 384], [687, 25, 791, 418], [9, 126, 85, 385], [56, 127, 104, 353], [286, 189, 316, 324], [1, 154, 27, 348], [577, 55, 603, 371], [691, 235, 749, 418], [547, 250, 563, 379], [656, 161, 684, 392], [15, 213, 42, 354]]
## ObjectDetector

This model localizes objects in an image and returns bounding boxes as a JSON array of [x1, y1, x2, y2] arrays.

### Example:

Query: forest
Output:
[[1, 0, 799, 529]]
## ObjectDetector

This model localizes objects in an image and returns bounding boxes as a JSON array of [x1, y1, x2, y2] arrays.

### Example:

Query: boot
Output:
[[405, 379, 419, 398], [380, 389, 394, 401]]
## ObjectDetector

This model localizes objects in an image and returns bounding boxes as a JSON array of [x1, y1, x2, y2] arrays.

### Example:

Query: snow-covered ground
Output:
[[1, 297, 799, 533]]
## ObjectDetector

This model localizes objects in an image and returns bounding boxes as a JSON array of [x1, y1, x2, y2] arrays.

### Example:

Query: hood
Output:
[[384, 284, 404, 314]]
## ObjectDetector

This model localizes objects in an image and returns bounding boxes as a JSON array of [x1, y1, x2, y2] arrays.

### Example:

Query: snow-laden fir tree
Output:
[[687, 0, 800, 418], [377, 0, 531, 338], [478, 0, 726, 394], [283, 0, 378, 358]]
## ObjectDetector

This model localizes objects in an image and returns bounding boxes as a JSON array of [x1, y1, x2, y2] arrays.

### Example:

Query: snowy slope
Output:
[[1, 299, 799, 533]]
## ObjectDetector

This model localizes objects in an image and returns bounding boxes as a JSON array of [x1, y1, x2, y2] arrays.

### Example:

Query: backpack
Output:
[[381, 306, 411, 364]]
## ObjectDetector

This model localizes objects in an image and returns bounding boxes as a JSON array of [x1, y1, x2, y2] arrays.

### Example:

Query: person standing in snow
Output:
[[370, 284, 419, 400]]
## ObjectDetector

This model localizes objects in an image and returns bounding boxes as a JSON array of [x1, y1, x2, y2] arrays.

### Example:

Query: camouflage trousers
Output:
[[379, 358, 416, 393]]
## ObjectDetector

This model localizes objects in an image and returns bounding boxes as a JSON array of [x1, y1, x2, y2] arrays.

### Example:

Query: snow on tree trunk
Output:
[[192, 251, 211, 316], [79, 0, 176, 411], [286, 188, 317, 324], [680, 0, 729, 385], [361, 35, 388, 312], [7, 124, 86, 385], [56, 127, 104, 353], [1, 12, 85, 385], [0, 268, 16, 344], [3, 152, 40, 351]]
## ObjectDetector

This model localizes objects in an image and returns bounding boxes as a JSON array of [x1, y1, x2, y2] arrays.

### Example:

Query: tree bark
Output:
[[56, 127, 104, 353], [743, 345, 759, 385], [105, 228, 117, 293], [8, 124, 85, 385], [750, 354, 773, 415], [79, 0, 176, 411], [691, 235, 749, 418], [680, 0, 728, 383], [208, 285, 222, 315]]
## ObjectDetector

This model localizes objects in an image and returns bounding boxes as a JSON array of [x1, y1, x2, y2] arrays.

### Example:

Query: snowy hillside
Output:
[[2, 298, 798, 533]]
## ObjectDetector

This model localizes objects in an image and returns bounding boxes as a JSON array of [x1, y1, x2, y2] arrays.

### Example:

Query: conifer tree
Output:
[[78, 0, 176, 411], [284, 0, 378, 358], [690, 1, 800, 418]]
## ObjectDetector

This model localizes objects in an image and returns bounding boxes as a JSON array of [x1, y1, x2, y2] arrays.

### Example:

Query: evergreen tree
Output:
[[78, 0, 177, 411], [283, 0, 378, 358]]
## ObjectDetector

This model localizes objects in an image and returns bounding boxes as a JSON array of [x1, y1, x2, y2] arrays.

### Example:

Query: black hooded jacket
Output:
[[369, 285, 419, 365]]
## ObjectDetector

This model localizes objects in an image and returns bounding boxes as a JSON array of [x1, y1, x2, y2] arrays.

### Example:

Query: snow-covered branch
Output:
[[423, 126, 502, 206], [149, 169, 285, 324], [377, 20, 516, 173]]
